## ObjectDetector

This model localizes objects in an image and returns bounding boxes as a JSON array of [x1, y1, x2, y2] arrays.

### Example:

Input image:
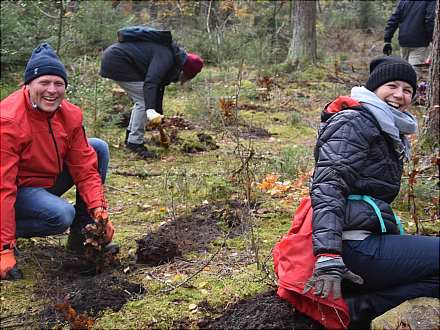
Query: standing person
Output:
[[383, 0, 436, 69], [274, 56, 439, 329], [1, 43, 116, 280], [100, 27, 204, 159]]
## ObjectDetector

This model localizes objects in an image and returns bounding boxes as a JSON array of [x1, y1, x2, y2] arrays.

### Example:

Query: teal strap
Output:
[[393, 212, 405, 235], [348, 195, 387, 233]]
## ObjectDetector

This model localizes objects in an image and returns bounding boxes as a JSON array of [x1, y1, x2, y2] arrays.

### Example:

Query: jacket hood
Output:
[[321, 96, 362, 123]]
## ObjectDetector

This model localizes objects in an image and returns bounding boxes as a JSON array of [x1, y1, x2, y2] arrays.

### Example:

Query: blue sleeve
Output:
[[384, 1, 403, 42]]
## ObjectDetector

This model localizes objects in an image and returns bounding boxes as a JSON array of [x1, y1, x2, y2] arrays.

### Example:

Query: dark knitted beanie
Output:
[[24, 43, 68, 86], [366, 56, 417, 98]]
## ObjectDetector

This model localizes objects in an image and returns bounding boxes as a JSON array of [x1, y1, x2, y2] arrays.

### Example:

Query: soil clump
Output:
[[16, 245, 145, 328], [198, 290, 323, 329], [136, 200, 249, 266]]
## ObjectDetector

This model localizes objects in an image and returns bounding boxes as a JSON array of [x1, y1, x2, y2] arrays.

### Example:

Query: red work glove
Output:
[[1, 249, 22, 280], [91, 207, 114, 244]]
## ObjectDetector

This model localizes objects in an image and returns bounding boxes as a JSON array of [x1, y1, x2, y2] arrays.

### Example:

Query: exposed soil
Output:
[[136, 200, 249, 266], [236, 124, 272, 139], [222, 121, 273, 139], [162, 115, 196, 130], [36, 272, 145, 327], [9, 244, 146, 328], [237, 102, 297, 113], [179, 132, 220, 153], [198, 290, 324, 330]]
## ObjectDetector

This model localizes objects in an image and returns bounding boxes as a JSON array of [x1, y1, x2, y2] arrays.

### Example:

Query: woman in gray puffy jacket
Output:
[[304, 56, 439, 328]]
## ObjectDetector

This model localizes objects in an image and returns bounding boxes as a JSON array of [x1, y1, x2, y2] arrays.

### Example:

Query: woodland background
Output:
[[1, 1, 439, 329]]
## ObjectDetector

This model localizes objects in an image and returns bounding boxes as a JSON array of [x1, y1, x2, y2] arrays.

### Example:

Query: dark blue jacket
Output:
[[384, 0, 436, 48], [311, 108, 402, 255], [100, 42, 185, 114]]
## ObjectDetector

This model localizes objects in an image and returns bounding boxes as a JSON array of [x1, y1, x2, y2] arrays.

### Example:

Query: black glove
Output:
[[383, 43, 392, 56], [303, 256, 364, 299]]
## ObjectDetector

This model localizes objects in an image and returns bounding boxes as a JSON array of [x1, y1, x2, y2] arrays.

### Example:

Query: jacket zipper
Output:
[[47, 117, 62, 175]]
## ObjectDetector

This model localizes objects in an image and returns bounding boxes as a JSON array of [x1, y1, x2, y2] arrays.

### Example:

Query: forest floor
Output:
[[1, 31, 438, 329]]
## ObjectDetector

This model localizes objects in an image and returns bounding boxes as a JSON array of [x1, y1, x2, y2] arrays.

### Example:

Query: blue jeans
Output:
[[342, 234, 439, 323], [15, 138, 109, 238]]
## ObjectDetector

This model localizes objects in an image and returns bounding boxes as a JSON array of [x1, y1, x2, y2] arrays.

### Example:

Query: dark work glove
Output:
[[383, 43, 392, 56], [303, 256, 364, 299]]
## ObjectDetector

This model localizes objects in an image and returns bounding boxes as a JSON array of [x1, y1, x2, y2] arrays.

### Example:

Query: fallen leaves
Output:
[[55, 301, 94, 330], [256, 173, 310, 197], [255, 173, 311, 210]]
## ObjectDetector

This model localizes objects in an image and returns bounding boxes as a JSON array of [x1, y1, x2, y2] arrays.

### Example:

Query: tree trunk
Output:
[[56, 0, 65, 55], [286, 0, 317, 66], [422, 0, 439, 150]]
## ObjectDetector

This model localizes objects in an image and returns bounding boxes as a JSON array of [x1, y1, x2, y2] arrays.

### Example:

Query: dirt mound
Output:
[[136, 200, 248, 266], [180, 132, 219, 153], [15, 245, 145, 327], [163, 115, 196, 130], [36, 272, 144, 327], [199, 290, 323, 330], [237, 125, 272, 139], [225, 121, 273, 139], [136, 234, 181, 265]]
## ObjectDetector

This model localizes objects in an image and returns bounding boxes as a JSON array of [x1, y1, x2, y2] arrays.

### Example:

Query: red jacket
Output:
[[0, 87, 105, 248], [273, 197, 350, 329]]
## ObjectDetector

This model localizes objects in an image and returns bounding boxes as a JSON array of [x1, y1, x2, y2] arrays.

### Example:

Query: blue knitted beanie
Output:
[[24, 43, 68, 86]]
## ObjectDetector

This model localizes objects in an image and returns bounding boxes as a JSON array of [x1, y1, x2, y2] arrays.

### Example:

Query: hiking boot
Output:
[[346, 295, 375, 329], [124, 129, 130, 146], [67, 229, 120, 256], [125, 142, 158, 159], [104, 242, 120, 255]]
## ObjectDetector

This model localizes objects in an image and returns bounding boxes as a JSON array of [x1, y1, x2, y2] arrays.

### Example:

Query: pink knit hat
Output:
[[182, 53, 203, 79]]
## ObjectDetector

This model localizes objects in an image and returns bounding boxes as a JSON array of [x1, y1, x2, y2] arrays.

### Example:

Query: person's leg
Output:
[[87, 138, 109, 183], [400, 47, 410, 62], [15, 187, 75, 238], [407, 46, 430, 66], [116, 81, 157, 159], [343, 235, 439, 290], [342, 235, 439, 325], [68, 138, 109, 229], [47, 138, 109, 216], [117, 81, 146, 145], [346, 276, 439, 328]]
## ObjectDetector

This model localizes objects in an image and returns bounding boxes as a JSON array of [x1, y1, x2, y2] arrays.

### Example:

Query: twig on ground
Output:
[[159, 230, 231, 293], [29, 250, 44, 272], [0, 321, 37, 329], [113, 170, 161, 178], [146, 272, 177, 290], [106, 185, 140, 195]]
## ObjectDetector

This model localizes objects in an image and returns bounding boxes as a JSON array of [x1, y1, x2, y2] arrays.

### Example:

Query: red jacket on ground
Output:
[[273, 197, 350, 329], [0, 87, 105, 248]]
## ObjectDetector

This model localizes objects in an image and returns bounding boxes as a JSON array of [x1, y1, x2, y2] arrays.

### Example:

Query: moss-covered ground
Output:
[[1, 35, 438, 329]]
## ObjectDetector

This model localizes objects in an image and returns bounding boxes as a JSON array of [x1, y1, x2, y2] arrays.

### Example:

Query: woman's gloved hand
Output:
[[303, 255, 364, 299]]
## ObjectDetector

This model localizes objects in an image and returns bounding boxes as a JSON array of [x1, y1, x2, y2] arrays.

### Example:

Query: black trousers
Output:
[[342, 234, 439, 324]]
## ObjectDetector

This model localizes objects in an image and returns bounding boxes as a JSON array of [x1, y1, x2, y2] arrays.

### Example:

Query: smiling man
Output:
[[0, 43, 117, 280]]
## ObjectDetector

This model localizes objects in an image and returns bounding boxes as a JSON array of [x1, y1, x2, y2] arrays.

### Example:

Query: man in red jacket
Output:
[[0, 43, 116, 280]]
